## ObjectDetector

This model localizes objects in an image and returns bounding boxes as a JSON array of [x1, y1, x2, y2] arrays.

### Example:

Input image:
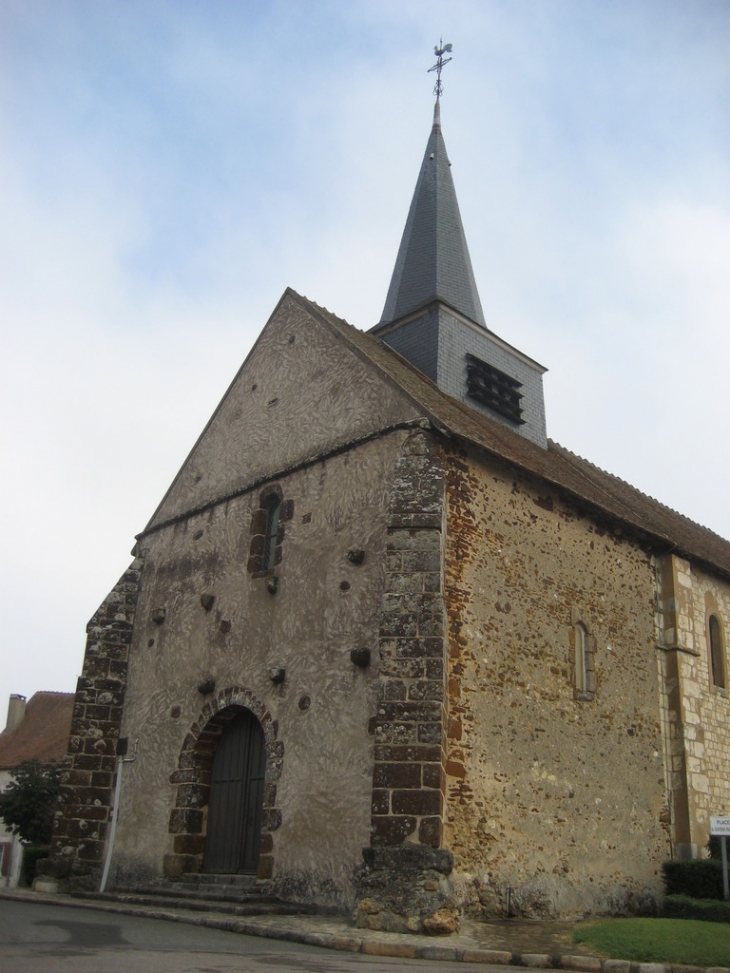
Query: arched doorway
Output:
[[203, 709, 266, 873]]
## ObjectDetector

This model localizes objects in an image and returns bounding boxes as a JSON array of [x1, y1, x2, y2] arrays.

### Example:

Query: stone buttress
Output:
[[354, 427, 458, 934], [38, 559, 143, 890]]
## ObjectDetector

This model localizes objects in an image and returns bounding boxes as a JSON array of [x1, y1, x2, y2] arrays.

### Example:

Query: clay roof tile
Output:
[[0, 692, 74, 770]]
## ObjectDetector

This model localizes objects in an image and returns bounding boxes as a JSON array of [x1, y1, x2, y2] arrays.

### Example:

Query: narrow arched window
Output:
[[709, 615, 725, 690], [575, 623, 588, 694], [571, 616, 595, 701], [263, 495, 281, 572], [247, 485, 292, 578]]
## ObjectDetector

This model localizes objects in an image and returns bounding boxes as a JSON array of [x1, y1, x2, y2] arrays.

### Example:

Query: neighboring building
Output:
[[43, 99, 730, 929], [0, 692, 74, 886]]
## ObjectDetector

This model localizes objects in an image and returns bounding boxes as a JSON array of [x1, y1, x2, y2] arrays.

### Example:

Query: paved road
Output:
[[0, 899, 512, 972]]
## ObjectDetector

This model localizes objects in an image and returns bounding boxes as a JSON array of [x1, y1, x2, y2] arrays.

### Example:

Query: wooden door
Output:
[[203, 710, 266, 873]]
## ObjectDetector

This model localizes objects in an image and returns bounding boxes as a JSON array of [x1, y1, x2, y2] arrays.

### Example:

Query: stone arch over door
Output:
[[165, 687, 283, 880]]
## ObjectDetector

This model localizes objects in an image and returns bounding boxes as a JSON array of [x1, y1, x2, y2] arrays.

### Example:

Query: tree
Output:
[[0, 761, 62, 845]]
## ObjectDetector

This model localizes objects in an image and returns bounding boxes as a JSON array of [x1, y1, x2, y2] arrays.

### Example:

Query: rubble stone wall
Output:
[[354, 428, 459, 935], [443, 445, 669, 918], [45, 561, 143, 890], [370, 428, 446, 851]]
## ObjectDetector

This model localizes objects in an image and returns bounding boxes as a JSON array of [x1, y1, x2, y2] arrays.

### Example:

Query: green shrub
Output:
[[664, 894, 730, 923], [21, 844, 50, 887], [709, 836, 726, 860], [662, 859, 724, 899]]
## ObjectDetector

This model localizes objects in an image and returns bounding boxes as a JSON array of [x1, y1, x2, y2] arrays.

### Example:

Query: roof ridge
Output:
[[550, 441, 727, 542], [295, 293, 356, 332], [28, 690, 75, 697], [299, 292, 446, 395], [286, 291, 730, 574]]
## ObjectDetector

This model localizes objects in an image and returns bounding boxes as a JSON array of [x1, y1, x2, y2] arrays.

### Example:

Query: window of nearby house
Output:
[[466, 353, 525, 425], [0, 841, 11, 878], [709, 614, 726, 690]]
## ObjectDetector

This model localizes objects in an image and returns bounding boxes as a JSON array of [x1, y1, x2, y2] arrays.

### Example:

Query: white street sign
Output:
[[710, 816, 730, 836]]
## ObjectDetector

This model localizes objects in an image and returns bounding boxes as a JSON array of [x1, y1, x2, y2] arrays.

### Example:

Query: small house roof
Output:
[[0, 692, 74, 771]]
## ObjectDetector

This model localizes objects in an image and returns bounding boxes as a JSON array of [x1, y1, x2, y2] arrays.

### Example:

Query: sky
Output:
[[1, 0, 729, 717]]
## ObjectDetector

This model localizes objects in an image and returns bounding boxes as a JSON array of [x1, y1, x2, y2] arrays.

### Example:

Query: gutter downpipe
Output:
[[100, 740, 138, 893]]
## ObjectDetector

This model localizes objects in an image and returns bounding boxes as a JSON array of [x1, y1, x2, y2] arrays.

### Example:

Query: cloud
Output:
[[0, 0, 728, 718]]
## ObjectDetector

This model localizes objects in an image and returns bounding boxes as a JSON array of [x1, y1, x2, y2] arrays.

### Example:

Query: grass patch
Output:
[[573, 917, 730, 967]]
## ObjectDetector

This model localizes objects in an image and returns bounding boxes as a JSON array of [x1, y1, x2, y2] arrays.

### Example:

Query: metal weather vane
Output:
[[428, 39, 453, 100]]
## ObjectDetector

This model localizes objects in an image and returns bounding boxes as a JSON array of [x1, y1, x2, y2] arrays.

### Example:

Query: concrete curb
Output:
[[1, 889, 729, 972]]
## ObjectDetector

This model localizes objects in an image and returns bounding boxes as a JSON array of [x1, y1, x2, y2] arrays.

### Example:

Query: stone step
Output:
[[74, 889, 318, 917], [173, 872, 261, 888], [172, 878, 266, 898], [165, 886, 273, 902], [121, 884, 279, 905]]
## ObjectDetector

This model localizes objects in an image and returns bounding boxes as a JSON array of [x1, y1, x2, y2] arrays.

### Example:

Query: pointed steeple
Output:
[[373, 55, 548, 450], [379, 101, 486, 328]]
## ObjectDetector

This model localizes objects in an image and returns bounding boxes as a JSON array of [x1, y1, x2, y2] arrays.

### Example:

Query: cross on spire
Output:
[[428, 39, 453, 100]]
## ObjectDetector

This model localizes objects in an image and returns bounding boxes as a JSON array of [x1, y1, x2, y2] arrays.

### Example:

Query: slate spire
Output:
[[379, 100, 486, 328], [374, 89, 547, 450]]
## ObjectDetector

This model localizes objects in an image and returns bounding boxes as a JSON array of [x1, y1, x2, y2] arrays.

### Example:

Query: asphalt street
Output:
[[0, 899, 513, 972]]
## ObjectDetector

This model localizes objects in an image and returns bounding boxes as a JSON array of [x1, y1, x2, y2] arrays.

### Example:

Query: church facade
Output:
[[44, 101, 730, 929]]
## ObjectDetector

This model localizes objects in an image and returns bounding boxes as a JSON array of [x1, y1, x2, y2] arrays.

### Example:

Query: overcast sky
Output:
[[1, 0, 728, 718]]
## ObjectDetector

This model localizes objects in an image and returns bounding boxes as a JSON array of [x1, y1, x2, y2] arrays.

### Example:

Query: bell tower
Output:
[[372, 48, 548, 448]]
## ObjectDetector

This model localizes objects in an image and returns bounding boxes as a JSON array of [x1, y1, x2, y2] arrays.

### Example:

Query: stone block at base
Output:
[[462, 949, 514, 965], [32, 879, 59, 894], [561, 956, 601, 972], [519, 954, 553, 968], [354, 845, 457, 934], [603, 962, 631, 973]]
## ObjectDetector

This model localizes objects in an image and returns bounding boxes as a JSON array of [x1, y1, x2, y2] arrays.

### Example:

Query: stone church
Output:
[[44, 97, 730, 930]]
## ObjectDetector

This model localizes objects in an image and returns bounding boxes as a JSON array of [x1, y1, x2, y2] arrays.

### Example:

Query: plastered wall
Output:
[[443, 445, 669, 917], [52, 291, 427, 904], [148, 293, 420, 530], [109, 434, 407, 906]]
